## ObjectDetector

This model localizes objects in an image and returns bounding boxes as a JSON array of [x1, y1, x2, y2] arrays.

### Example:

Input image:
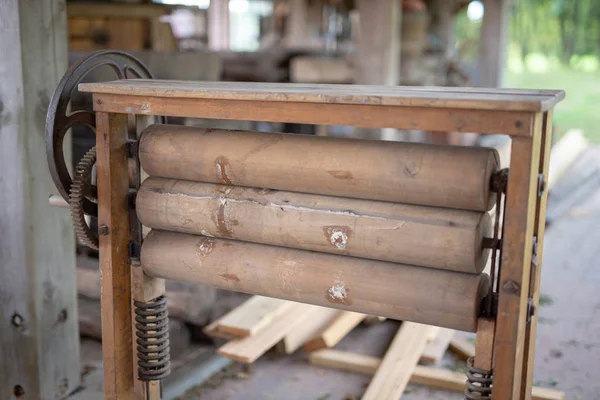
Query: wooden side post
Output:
[[521, 110, 554, 397], [132, 114, 165, 400], [0, 0, 81, 398], [492, 113, 543, 398], [96, 111, 135, 399]]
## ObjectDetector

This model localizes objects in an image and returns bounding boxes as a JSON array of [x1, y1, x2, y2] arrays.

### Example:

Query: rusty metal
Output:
[[134, 295, 171, 382], [465, 357, 493, 400], [46, 50, 155, 215], [45, 50, 162, 250], [70, 147, 99, 249], [490, 168, 509, 194]]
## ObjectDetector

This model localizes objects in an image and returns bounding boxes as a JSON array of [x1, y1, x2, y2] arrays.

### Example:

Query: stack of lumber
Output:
[[204, 295, 565, 399]]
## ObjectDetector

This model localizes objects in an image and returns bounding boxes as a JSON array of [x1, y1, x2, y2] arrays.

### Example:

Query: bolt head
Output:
[[98, 225, 109, 235], [11, 313, 24, 328]]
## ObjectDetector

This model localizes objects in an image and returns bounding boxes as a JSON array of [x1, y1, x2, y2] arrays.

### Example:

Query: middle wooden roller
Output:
[[137, 177, 492, 273]]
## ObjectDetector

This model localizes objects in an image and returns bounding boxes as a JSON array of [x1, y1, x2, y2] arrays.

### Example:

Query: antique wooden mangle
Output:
[[45, 51, 564, 399]]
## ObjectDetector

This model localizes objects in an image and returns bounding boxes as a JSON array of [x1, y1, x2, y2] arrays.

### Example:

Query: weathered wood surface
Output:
[[302, 311, 367, 353], [217, 303, 318, 363], [78, 79, 564, 112], [137, 178, 492, 272], [0, 1, 80, 398], [89, 94, 538, 136], [493, 114, 543, 398], [96, 112, 135, 398], [207, 296, 292, 338], [362, 323, 433, 399], [521, 110, 554, 396], [141, 230, 490, 331], [139, 125, 499, 211]]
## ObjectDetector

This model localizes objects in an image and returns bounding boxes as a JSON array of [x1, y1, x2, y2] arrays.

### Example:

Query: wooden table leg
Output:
[[520, 110, 554, 398], [492, 113, 544, 399], [96, 111, 135, 399]]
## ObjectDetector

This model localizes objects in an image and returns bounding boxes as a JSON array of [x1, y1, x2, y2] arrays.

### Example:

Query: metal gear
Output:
[[70, 147, 99, 250]]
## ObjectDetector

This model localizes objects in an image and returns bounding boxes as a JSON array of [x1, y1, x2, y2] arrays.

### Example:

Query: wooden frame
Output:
[[80, 80, 564, 400]]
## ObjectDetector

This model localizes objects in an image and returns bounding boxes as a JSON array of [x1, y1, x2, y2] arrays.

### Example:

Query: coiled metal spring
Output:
[[465, 356, 493, 400], [134, 295, 171, 381]]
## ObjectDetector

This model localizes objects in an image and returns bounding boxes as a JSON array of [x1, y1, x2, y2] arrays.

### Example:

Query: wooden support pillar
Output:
[[479, 0, 510, 87], [208, 0, 230, 50], [355, 0, 401, 86], [355, 0, 401, 140], [0, 0, 81, 399], [427, 0, 456, 57], [286, 0, 309, 46]]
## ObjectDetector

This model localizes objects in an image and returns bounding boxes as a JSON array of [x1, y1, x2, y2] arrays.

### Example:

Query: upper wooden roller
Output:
[[139, 125, 500, 211], [137, 177, 491, 273]]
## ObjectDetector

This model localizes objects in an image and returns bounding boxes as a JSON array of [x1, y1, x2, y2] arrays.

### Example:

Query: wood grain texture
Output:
[[207, 296, 293, 338], [521, 110, 554, 397], [302, 312, 367, 352], [0, 0, 80, 398], [141, 230, 490, 331], [362, 323, 432, 399], [474, 318, 496, 370], [96, 112, 135, 399], [420, 328, 455, 365], [139, 125, 499, 212], [78, 79, 564, 111], [90, 93, 536, 136], [217, 303, 317, 363], [137, 178, 492, 272], [449, 335, 475, 360], [493, 113, 543, 398], [280, 307, 341, 354], [309, 349, 565, 400]]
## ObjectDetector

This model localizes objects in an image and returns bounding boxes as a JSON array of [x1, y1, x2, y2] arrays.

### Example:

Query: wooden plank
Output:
[[78, 80, 565, 112], [309, 349, 565, 400], [96, 112, 135, 399], [280, 308, 341, 354], [420, 328, 455, 365], [474, 318, 496, 370], [521, 110, 554, 397], [205, 296, 293, 338], [303, 312, 367, 352], [90, 93, 535, 136], [493, 113, 543, 398], [448, 335, 475, 360], [217, 303, 317, 363], [362, 322, 432, 400], [0, 0, 80, 398]]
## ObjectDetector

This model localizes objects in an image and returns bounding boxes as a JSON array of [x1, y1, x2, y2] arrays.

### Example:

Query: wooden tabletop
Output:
[[79, 80, 565, 112]]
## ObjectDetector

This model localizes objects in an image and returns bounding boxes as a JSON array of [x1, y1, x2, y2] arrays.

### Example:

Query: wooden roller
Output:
[[141, 230, 490, 332], [139, 125, 500, 211], [137, 178, 492, 273]]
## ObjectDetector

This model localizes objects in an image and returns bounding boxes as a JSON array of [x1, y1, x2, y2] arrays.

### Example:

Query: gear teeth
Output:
[[70, 147, 99, 250]]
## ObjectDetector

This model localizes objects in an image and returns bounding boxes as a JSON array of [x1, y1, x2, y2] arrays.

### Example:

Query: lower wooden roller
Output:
[[137, 178, 491, 273], [141, 230, 490, 332]]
